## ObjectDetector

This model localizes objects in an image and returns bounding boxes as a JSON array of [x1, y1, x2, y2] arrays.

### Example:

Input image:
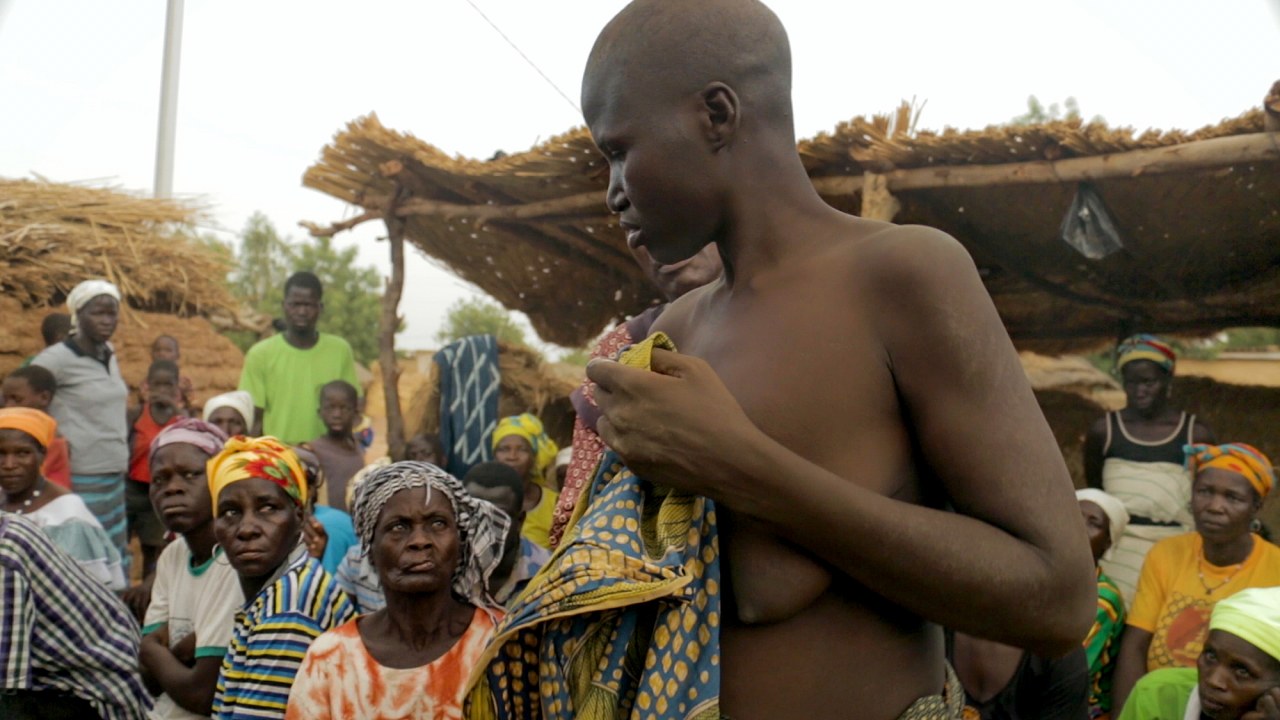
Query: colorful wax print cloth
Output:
[[284, 608, 499, 720], [1084, 568, 1125, 717], [465, 332, 724, 720], [551, 305, 663, 548]]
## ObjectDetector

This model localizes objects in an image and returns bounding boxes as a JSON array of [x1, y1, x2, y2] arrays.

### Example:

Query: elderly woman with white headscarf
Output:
[[286, 461, 510, 720], [1077, 487, 1130, 718], [30, 278, 132, 577]]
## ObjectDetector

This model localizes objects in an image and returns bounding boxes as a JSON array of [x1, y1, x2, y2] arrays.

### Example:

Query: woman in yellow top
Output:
[[491, 414, 559, 549], [1111, 443, 1280, 712]]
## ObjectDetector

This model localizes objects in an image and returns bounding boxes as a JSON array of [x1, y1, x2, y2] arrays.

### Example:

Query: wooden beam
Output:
[[880, 132, 1280, 191], [305, 132, 1280, 232]]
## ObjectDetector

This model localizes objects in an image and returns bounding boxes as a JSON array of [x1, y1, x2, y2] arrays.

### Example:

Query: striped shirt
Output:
[[213, 546, 355, 720], [0, 512, 150, 720]]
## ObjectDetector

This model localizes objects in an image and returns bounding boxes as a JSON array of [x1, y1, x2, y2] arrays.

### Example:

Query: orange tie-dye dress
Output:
[[285, 608, 500, 720]]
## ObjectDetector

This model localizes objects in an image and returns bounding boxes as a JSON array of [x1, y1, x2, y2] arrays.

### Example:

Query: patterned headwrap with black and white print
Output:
[[351, 461, 510, 610]]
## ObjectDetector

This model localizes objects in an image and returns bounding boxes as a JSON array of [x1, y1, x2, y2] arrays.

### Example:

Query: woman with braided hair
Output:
[[286, 461, 510, 719]]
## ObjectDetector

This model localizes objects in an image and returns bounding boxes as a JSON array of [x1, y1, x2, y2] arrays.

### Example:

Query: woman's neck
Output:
[[382, 590, 468, 652], [1203, 532, 1254, 567], [71, 333, 105, 358], [184, 521, 217, 564], [1, 475, 50, 511]]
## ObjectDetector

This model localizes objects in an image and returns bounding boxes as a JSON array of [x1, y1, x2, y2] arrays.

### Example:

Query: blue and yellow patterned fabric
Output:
[[465, 332, 723, 720]]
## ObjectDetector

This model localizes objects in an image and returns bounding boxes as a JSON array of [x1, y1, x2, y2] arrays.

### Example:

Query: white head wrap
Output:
[[65, 279, 121, 331], [1076, 488, 1130, 558], [202, 391, 255, 430]]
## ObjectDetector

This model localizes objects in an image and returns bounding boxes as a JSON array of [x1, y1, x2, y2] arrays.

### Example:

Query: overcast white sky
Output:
[[2, 0, 1277, 353]]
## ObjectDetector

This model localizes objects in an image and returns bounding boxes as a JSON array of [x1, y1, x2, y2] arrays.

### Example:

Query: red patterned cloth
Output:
[[548, 306, 663, 548]]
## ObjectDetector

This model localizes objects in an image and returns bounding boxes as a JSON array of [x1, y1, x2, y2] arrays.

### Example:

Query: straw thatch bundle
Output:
[[0, 295, 244, 408], [0, 178, 248, 325]]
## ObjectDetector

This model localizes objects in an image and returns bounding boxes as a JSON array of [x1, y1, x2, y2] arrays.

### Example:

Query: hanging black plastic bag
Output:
[[1059, 182, 1124, 260]]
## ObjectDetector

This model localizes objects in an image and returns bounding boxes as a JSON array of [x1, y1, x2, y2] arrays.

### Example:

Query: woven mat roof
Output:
[[304, 108, 1279, 350], [0, 178, 262, 331]]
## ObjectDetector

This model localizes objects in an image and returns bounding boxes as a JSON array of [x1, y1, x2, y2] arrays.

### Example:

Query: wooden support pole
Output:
[[379, 195, 408, 462], [859, 172, 900, 221]]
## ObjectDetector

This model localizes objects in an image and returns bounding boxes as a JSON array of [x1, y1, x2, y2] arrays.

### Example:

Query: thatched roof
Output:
[[303, 105, 1280, 349], [1, 178, 264, 331]]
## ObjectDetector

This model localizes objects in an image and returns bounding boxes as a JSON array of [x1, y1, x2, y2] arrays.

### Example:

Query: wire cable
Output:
[[459, 0, 580, 113]]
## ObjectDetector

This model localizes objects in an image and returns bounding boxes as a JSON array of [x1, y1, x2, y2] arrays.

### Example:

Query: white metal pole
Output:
[[154, 0, 184, 198]]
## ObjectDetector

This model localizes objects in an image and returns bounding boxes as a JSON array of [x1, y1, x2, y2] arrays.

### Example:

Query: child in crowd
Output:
[[293, 443, 358, 575], [404, 431, 445, 466], [201, 390, 253, 439], [2, 365, 72, 488], [463, 461, 551, 607], [139, 335, 194, 410], [18, 312, 72, 369], [127, 359, 186, 577], [307, 380, 364, 513]]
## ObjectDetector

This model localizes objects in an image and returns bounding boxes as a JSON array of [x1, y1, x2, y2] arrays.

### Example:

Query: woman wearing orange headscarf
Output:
[[1112, 443, 1280, 711], [0, 407, 125, 589]]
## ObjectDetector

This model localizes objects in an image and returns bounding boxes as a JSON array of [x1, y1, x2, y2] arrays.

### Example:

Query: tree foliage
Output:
[[1010, 95, 1104, 126], [435, 297, 528, 347], [223, 212, 385, 365]]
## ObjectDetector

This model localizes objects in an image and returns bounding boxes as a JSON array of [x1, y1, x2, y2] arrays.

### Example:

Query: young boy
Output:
[[128, 360, 185, 576], [404, 432, 445, 466], [2, 365, 72, 488], [572, 2, 1093, 716], [463, 461, 551, 607], [140, 335, 194, 410], [307, 380, 364, 513]]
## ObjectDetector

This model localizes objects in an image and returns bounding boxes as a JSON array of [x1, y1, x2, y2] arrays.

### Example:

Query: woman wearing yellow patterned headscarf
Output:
[[205, 435, 354, 720], [206, 435, 308, 512], [491, 413, 559, 549]]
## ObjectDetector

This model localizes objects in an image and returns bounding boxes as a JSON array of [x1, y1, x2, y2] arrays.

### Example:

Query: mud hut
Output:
[[0, 177, 263, 405]]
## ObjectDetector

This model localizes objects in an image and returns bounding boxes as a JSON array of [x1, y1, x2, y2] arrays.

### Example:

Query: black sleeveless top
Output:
[[1102, 411, 1196, 465]]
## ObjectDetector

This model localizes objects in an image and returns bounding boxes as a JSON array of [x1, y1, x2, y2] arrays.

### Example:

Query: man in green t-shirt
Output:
[[238, 272, 360, 445]]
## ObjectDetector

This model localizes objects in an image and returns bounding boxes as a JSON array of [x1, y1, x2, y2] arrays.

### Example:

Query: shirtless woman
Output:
[[581, 1, 1095, 717]]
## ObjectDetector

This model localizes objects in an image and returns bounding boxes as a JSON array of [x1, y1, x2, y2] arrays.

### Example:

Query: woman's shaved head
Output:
[[583, 0, 794, 136]]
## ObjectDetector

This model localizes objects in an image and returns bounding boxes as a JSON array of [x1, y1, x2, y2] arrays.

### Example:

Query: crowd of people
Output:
[[3, 2, 1279, 719]]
